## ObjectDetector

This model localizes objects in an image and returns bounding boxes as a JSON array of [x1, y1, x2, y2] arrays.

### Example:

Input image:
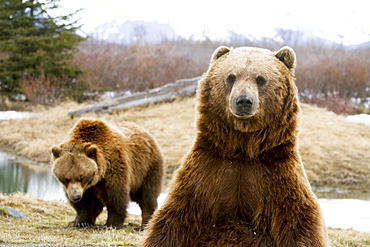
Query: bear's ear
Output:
[[85, 145, 98, 159], [85, 144, 106, 176], [51, 145, 62, 158], [212, 46, 231, 62], [275, 46, 296, 69]]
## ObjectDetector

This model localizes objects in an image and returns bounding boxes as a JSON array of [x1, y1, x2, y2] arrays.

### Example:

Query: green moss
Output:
[[0, 206, 9, 216]]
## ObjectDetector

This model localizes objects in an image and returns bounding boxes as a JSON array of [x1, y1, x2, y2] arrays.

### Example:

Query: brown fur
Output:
[[143, 46, 328, 246], [51, 118, 164, 230]]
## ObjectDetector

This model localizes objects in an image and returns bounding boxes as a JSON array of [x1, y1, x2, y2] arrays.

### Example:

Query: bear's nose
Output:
[[236, 95, 254, 110], [72, 195, 82, 202]]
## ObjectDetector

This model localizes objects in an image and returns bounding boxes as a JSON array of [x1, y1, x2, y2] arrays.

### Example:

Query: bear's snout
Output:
[[72, 194, 82, 202], [68, 191, 83, 203], [66, 183, 84, 203], [230, 93, 258, 118], [235, 95, 254, 113], [229, 79, 259, 119]]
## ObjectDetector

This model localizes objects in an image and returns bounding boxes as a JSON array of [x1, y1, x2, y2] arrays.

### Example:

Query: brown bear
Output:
[[143, 46, 328, 246], [51, 118, 164, 230]]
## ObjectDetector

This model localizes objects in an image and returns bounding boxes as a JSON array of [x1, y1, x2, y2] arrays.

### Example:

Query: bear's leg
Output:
[[100, 181, 129, 230], [69, 187, 98, 227], [70, 202, 94, 227], [101, 204, 126, 230], [136, 162, 163, 230], [132, 191, 158, 231], [91, 198, 104, 222]]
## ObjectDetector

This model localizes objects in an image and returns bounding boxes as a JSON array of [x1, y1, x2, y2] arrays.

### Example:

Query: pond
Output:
[[0, 149, 369, 233], [0, 150, 64, 201]]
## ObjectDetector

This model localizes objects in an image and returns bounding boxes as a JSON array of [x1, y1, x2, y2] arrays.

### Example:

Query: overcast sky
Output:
[[56, 0, 370, 45]]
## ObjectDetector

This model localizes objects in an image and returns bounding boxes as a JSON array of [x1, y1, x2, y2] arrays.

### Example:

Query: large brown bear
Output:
[[143, 46, 328, 246], [51, 118, 164, 230]]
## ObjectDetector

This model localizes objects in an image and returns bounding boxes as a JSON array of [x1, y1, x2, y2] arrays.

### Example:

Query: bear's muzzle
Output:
[[235, 95, 254, 115], [66, 182, 84, 203]]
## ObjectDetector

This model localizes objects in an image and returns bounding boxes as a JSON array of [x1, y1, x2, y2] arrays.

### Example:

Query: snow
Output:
[[319, 198, 370, 232], [0, 111, 35, 121], [127, 194, 370, 233], [346, 114, 370, 125], [128, 193, 168, 216]]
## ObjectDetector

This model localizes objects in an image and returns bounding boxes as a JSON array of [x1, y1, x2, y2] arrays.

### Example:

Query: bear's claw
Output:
[[74, 222, 93, 228]]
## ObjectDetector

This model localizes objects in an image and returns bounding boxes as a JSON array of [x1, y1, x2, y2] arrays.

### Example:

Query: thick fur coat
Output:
[[143, 46, 328, 246], [51, 118, 164, 230]]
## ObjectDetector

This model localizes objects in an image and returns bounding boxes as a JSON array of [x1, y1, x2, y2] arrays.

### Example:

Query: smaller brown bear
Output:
[[51, 118, 164, 230]]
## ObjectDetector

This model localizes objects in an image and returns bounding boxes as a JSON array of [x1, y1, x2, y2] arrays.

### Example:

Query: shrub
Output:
[[295, 45, 370, 114], [73, 40, 213, 92], [72, 39, 370, 115], [20, 73, 92, 105]]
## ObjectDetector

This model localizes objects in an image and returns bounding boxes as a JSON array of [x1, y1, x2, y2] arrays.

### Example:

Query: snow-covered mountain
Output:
[[89, 20, 179, 44], [88, 20, 369, 48]]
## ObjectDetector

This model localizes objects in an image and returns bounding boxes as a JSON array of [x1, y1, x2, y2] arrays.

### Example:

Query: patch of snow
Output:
[[100, 90, 133, 99], [127, 193, 167, 216], [319, 198, 370, 232], [346, 114, 370, 125], [0, 111, 36, 121]]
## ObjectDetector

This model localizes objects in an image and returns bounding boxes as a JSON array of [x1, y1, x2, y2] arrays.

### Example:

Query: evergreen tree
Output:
[[0, 0, 86, 101]]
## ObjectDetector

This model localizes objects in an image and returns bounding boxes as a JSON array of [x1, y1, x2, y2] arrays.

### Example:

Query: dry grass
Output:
[[0, 98, 370, 245], [0, 193, 369, 246], [300, 104, 370, 189], [0, 101, 87, 163], [328, 228, 370, 247], [0, 192, 144, 246]]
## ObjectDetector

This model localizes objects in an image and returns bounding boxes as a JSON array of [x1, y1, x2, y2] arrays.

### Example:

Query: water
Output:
[[0, 150, 64, 201], [1, 149, 369, 232]]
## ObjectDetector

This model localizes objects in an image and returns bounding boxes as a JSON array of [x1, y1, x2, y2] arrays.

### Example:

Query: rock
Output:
[[0, 206, 27, 219]]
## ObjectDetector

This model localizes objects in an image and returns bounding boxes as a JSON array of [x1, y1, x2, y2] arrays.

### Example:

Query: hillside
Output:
[[0, 97, 369, 190]]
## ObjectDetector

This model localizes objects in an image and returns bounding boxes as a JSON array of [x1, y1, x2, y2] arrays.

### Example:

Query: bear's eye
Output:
[[60, 178, 69, 184], [256, 76, 266, 87], [227, 74, 236, 84], [79, 175, 85, 182]]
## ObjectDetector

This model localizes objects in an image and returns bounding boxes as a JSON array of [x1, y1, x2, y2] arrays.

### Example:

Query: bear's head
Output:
[[198, 46, 298, 133], [51, 143, 106, 203]]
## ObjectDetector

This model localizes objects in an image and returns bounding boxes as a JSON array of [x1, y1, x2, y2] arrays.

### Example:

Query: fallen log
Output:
[[69, 76, 202, 118]]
